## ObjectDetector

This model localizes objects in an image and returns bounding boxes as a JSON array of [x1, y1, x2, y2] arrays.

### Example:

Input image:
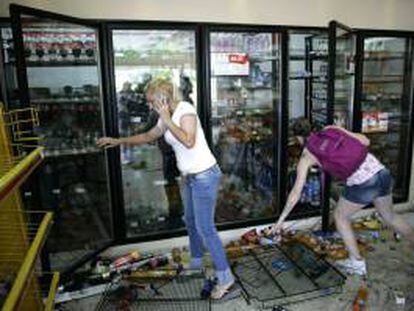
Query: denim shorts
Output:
[[343, 168, 393, 205]]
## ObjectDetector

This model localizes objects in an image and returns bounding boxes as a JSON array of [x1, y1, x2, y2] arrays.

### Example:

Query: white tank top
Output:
[[346, 153, 384, 186], [161, 101, 216, 175]]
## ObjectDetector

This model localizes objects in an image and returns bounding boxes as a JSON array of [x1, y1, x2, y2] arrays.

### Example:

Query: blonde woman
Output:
[[97, 78, 234, 299]]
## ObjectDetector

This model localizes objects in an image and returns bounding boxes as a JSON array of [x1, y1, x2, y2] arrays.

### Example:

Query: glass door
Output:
[[0, 20, 19, 107], [10, 5, 113, 271], [328, 21, 356, 130], [327, 21, 357, 203], [109, 26, 197, 237], [208, 28, 282, 223], [306, 33, 329, 128], [287, 29, 328, 219], [357, 34, 414, 201]]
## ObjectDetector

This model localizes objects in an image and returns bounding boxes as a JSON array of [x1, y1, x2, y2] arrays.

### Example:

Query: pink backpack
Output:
[[306, 128, 368, 180]]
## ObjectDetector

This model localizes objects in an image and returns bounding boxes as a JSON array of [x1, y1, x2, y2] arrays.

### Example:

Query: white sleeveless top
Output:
[[346, 153, 384, 186], [160, 101, 216, 175]]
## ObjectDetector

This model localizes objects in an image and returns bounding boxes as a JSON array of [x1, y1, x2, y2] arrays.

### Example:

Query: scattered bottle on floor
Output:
[[393, 232, 402, 242], [172, 247, 182, 264], [353, 285, 369, 311], [110, 251, 141, 270]]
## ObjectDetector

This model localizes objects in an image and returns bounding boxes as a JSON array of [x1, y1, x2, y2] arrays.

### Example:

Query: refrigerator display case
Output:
[[107, 26, 198, 237], [0, 22, 19, 107], [10, 5, 113, 271], [207, 28, 283, 223], [327, 22, 414, 205], [357, 34, 414, 201], [4, 6, 413, 251], [287, 30, 328, 219]]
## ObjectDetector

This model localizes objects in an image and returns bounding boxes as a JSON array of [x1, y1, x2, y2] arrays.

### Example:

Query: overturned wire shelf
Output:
[[96, 270, 211, 311], [0, 210, 58, 311], [230, 244, 346, 309]]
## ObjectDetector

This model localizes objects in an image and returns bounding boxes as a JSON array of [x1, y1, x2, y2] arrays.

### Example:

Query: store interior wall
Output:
[[1, 0, 414, 30]]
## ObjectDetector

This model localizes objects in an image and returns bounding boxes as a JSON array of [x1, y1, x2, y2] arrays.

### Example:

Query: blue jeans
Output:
[[180, 164, 233, 285]]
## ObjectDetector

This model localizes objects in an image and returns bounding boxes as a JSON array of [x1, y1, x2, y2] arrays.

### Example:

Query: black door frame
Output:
[[9, 4, 115, 275]]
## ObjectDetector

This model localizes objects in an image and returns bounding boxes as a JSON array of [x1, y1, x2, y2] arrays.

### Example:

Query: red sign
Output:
[[228, 53, 248, 64]]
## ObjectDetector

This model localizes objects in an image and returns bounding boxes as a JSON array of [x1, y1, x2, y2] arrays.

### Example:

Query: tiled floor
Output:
[[58, 212, 414, 311]]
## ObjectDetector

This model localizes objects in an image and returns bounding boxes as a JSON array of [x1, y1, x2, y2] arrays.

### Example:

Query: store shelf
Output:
[[44, 148, 101, 158], [289, 55, 306, 61], [363, 53, 405, 61], [363, 75, 403, 84], [26, 59, 97, 67], [308, 53, 328, 60], [290, 76, 312, 80], [31, 98, 99, 104], [97, 271, 211, 311], [230, 245, 345, 309], [361, 98, 401, 103], [0, 146, 44, 202], [244, 86, 273, 90]]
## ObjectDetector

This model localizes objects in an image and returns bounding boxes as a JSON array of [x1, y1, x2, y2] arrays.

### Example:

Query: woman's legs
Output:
[[374, 194, 414, 246], [180, 177, 204, 268], [190, 167, 233, 290], [334, 197, 367, 275], [334, 197, 366, 259]]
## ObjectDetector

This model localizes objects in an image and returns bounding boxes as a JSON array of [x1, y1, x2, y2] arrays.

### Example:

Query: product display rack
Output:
[[230, 244, 345, 309], [96, 271, 211, 311], [0, 104, 59, 310], [354, 31, 414, 202]]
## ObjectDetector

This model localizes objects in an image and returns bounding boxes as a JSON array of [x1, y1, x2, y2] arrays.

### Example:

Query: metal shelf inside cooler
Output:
[[96, 272, 211, 311], [230, 244, 345, 308]]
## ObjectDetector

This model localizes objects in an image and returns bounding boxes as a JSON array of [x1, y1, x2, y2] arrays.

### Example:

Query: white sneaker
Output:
[[210, 279, 235, 300], [335, 257, 367, 276]]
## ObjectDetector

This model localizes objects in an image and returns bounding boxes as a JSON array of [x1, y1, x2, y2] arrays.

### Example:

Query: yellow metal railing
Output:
[[44, 272, 60, 311], [0, 146, 44, 202], [1, 103, 59, 310], [2, 213, 53, 310]]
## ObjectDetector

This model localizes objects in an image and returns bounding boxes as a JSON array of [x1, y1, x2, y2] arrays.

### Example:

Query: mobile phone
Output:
[[154, 92, 168, 105]]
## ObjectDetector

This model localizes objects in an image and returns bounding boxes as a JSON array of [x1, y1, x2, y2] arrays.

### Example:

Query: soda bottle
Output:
[[300, 182, 307, 203], [110, 251, 141, 270], [353, 285, 369, 311], [306, 179, 313, 204], [311, 169, 321, 206], [172, 247, 182, 264]]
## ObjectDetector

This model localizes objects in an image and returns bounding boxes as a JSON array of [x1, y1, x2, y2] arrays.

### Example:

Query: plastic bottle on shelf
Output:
[[306, 179, 313, 204], [310, 168, 321, 206], [300, 181, 306, 203]]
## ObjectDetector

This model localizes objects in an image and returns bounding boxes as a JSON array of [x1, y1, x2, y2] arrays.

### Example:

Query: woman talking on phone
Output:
[[97, 77, 234, 299]]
